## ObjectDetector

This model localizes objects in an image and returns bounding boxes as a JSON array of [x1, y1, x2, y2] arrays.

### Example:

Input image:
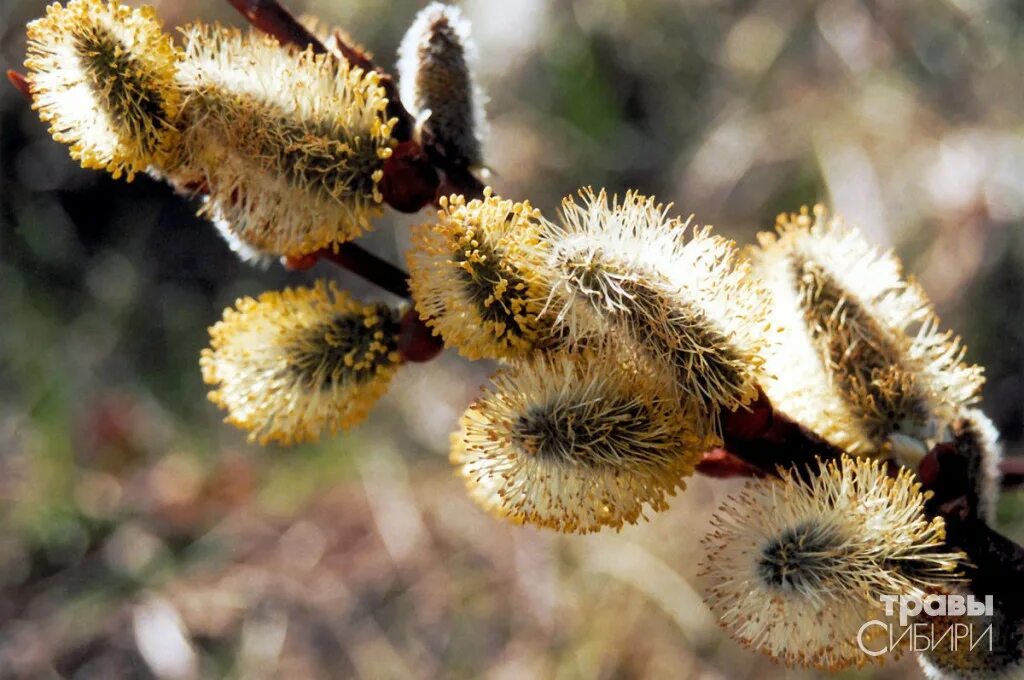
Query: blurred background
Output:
[[2, 0, 1023, 677]]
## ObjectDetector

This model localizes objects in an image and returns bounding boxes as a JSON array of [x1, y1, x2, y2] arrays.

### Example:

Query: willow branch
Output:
[[3, 67, 1007, 497], [328, 29, 376, 74], [697, 388, 846, 479], [225, 0, 327, 54], [695, 448, 767, 478], [287, 247, 410, 299]]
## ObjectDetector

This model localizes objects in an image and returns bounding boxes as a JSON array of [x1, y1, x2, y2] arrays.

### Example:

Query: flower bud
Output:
[[752, 205, 984, 458], [25, 0, 182, 181], [547, 188, 771, 426], [702, 455, 966, 670], [408, 189, 554, 360], [172, 25, 397, 258], [201, 281, 402, 445], [397, 2, 487, 169], [451, 349, 712, 533]]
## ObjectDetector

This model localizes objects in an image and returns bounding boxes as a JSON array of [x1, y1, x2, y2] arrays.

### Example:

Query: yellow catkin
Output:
[[397, 2, 487, 168], [451, 349, 712, 533], [25, 0, 182, 181], [751, 205, 984, 459], [170, 24, 397, 258], [408, 188, 555, 360], [701, 455, 965, 671], [545, 187, 772, 428], [200, 281, 402, 445]]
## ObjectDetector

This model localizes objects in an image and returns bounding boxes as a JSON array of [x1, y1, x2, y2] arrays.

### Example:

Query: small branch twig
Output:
[[327, 29, 377, 75], [284, 247, 410, 299], [709, 389, 847, 479], [696, 448, 767, 479], [225, 0, 327, 54]]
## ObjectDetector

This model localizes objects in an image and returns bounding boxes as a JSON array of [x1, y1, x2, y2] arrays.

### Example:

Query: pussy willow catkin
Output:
[[701, 455, 965, 670], [752, 205, 983, 459], [408, 189, 555, 360], [451, 349, 712, 533], [169, 24, 397, 259], [545, 188, 771, 425], [201, 281, 402, 445], [397, 2, 487, 169], [953, 408, 1004, 526], [25, 0, 182, 181]]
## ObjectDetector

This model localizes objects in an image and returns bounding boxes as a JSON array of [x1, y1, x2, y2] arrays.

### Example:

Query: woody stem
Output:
[[298, 247, 411, 300]]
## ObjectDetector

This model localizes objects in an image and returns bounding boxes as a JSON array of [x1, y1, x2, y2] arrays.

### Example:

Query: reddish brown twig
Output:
[[715, 389, 847, 478], [285, 246, 410, 299], [327, 29, 376, 74], [226, 0, 328, 55], [696, 448, 768, 479]]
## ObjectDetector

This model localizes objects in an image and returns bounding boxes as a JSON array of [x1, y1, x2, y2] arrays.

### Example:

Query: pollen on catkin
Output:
[[450, 349, 712, 533], [545, 188, 771, 423], [171, 24, 397, 258], [700, 455, 966, 670], [397, 2, 487, 168], [25, 0, 182, 181], [200, 281, 402, 445], [752, 205, 984, 457], [407, 189, 555, 360]]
